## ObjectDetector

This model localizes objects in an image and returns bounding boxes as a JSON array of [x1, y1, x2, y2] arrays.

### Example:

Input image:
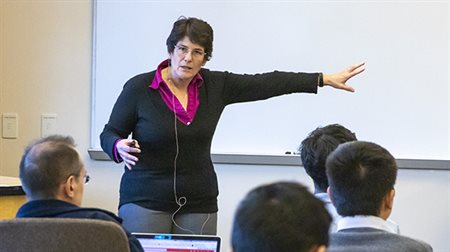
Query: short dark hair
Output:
[[166, 16, 214, 61], [326, 141, 397, 217], [231, 182, 331, 252], [19, 135, 82, 199], [299, 124, 357, 192]]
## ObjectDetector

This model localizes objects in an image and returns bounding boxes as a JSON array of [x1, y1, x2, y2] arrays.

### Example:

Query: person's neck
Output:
[[162, 67, 191, 89], [378, 207, 391, 220], [54, 195, 81, 206]]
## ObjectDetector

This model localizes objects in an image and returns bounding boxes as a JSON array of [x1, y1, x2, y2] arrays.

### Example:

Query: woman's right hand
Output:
[[116, 139, 141, 170]]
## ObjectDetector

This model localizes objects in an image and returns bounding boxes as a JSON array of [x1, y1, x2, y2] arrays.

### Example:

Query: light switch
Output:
[[41, 113, 57, 137], [2, 113, 18, 139]]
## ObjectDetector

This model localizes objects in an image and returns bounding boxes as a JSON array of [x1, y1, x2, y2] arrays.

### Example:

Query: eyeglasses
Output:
[[84, 174, 91, 184], [174, 44, 206, 59], [64, 173, 91, 185]]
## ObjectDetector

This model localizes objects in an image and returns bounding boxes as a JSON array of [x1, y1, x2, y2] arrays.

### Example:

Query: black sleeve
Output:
[[215, 70, 319, 105], [99, 75, 143, 160]]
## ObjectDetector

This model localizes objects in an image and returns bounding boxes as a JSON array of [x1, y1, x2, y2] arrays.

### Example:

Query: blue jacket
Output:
[[16, 199, 143, 252]]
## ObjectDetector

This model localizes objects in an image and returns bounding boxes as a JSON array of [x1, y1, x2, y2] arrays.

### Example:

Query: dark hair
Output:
[[19, 135, 82, 199], [299, 124, 357, 192], [231, 182, 331, 252], [326, 141, 397, 217], [166, 16, 213, 61]]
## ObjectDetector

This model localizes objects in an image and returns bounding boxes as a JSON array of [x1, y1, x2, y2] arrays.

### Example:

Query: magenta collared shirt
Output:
[[113, 60, 202, 162], [150, 59, 202, 125]]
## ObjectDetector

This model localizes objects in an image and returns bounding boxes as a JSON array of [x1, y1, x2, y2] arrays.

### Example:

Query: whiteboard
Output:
[[92, 0, 449, 160]]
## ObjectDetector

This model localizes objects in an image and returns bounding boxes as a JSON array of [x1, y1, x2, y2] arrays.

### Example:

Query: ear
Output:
[[379, 188, 395, 219], [385, 188, 395, 210], [317, 245, 327, 252], [62, 175, 76, 198], [316, 245, 327, 252], [308, 245, 327, 252], [327, 187, 334, 205]]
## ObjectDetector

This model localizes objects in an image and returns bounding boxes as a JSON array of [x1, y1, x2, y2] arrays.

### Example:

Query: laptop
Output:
[[133, 233, 221, 252]]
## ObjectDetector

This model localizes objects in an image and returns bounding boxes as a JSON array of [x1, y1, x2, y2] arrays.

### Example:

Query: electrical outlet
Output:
[[2, 113, 18, 139], [41, 113, 57, 137]]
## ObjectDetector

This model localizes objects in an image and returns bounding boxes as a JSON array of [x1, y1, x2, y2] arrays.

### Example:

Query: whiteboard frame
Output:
[[87, 149, 449, 170]]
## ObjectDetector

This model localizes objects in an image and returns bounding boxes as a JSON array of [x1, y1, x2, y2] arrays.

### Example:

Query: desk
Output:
[[0, 176, 26, 220]]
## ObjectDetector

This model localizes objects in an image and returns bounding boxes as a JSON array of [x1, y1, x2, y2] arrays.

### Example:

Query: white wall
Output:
[[1, 1, 449, 252]]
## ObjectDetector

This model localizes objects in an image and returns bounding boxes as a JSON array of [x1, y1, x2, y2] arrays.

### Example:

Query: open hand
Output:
[[323, 62, 365, 92]]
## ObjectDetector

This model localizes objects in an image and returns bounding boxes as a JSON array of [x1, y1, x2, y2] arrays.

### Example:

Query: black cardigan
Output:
[[100, 68, 318, 213]]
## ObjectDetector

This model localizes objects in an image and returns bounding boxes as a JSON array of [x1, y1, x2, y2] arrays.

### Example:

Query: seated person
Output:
[[325, 141, 432, 252], [231, 181, 331, 252], [16, 135, 143, 252], [299, 123, 399, 233]]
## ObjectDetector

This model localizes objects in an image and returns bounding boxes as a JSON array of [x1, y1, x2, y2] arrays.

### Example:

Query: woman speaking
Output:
[[100, 16, 364, 235]]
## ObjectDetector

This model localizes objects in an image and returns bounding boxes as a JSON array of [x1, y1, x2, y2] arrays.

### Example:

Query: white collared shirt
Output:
[[337, 215, 398, 233], [315, 192, 340, 232]]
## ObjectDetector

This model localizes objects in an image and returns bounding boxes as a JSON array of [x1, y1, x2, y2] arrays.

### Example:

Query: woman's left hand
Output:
[[323, 62, 365, 92]]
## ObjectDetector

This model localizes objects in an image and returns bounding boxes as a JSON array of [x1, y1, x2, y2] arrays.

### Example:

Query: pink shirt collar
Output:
[[150, 59, 203, 89], [149, 60, 202, 125]]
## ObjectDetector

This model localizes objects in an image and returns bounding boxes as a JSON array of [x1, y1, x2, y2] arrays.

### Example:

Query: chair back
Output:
[[0, 218, 130, 252]]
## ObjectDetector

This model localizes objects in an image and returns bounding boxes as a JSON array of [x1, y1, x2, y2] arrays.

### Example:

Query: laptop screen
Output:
[[133, 233, 221, 252]]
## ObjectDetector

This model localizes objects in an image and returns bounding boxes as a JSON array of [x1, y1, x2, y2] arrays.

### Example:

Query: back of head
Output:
[[231, 182, 331, 252], [19, 135, 82, 200], [299, 124, 357, 192], [166, 16, 214, 61], [326, 141, 397, 217]]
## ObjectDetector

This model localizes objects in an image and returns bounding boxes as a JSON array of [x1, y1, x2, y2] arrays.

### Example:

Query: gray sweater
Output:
[[328, 227, 433, 252]]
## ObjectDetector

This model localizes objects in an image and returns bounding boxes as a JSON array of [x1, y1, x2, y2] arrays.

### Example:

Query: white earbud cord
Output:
[[170, 80, 193, 234], [169, 75, 211, 235]]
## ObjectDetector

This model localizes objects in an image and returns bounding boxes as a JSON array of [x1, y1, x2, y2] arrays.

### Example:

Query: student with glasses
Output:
[[100, 16, 365, 235], [16, 135, 143, 252]]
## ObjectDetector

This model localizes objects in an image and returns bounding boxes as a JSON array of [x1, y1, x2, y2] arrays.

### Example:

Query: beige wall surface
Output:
[[0, 0, 91, 177], [1, 1, 449, 252]]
